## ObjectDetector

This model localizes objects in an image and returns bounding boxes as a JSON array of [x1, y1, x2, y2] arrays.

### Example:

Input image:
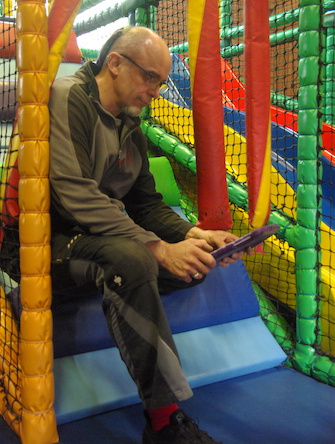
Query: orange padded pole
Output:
[[16, 0, 58, 442]]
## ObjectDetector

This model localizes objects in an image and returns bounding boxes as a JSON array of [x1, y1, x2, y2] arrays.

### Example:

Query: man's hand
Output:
[[146, 238, 216, 283], [185, 226, 250, 267], [146, 227, 251, 283]]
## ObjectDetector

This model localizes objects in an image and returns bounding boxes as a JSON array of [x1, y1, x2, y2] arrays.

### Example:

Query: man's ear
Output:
[[107, 52, 121, 75]]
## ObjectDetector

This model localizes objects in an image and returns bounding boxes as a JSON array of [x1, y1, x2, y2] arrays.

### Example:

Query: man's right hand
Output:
[[145, 239, 216, 283]]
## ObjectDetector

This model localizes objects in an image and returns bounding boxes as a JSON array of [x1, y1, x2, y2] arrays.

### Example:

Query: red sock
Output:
[[147, 403, 179, 431]]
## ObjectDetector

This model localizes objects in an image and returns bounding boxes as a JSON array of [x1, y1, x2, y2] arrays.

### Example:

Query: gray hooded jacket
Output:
[[49, 61, 194, 245]]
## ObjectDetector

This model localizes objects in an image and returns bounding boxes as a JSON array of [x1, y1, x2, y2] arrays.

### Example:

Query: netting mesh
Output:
[[0, 2, 22, 435], [150, 0, 334, 379], [1, 0, 335, 440], [151, 0, 299, 356], [320, 4, 335, 360]]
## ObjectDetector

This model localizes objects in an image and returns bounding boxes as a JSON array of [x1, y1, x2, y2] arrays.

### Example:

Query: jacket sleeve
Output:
[[123, 131, 195, 243]]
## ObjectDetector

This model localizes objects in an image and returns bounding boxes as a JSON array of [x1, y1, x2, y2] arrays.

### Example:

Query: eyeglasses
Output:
[[119, 53, 165, 89]]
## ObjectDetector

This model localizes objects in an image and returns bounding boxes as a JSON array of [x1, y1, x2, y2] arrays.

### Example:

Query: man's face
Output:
[[114, 45, 171, 117]]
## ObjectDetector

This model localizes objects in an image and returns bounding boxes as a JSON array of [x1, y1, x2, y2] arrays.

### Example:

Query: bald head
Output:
[[97, 26, 170, 70], [95, 26, 171, 117]]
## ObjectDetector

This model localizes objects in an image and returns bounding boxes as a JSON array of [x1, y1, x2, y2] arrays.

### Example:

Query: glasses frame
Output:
[[118, 53, 165, 89]]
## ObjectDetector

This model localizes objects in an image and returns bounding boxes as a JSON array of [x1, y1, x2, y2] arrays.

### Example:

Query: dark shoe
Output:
[[142, 409, 223, 443]]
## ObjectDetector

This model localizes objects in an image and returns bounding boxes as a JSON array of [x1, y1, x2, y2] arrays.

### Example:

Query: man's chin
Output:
[[122, 105, 143, 118]]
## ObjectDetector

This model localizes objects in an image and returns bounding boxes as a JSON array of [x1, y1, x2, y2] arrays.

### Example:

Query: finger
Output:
[[218, 256, 237, 267], [188, 236, 212, 250], [231, 251, 244, 260], [182, 274, 193, 283], [196, 246, 217, 265], [191, 256, 215, 274], [218, 260, 229, 268], [191, 272, 203, 280]]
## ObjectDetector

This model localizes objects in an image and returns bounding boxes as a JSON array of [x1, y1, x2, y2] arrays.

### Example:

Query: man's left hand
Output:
[[185, 226, 251, 267]]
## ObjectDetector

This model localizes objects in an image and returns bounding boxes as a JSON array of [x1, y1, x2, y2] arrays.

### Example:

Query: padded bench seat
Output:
[[52, 260, 259, 358], [52, 261, 286, 425]]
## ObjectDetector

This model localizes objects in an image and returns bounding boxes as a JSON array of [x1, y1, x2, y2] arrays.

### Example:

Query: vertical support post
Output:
[[134, 3, 156, 28], [134, 2, 157, 120], [17, 0, 58, 441], [293, 0, 323, 374], [323, 11, 335, 125], [244, 0, 271, 228], [219, 0, 232, 49], [188, 0, 232, 230]]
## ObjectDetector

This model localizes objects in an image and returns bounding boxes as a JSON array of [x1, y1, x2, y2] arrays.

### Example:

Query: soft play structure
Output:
[[1, 1, 335, 443]]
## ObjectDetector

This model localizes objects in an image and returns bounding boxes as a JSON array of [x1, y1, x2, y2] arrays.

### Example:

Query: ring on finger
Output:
[[192, 272, 200, 279]]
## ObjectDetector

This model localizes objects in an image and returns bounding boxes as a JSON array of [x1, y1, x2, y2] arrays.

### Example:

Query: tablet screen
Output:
[[211, 224, 280, 262]]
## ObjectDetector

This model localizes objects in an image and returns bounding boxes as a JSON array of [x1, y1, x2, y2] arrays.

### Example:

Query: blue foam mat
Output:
[[2, 366, 335, 444], [58, 367, 334, 444], [53, 316, 286, 424]]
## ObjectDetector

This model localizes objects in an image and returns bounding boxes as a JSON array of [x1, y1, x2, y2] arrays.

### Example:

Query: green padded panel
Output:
[[148, 156, 181, 206]]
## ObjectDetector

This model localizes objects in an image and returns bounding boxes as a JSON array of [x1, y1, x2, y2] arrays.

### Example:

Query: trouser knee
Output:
[[102, 238, 159, 293]]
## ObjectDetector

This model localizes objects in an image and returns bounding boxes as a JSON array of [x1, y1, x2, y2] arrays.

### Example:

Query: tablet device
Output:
[[211, 224, 280, 262]]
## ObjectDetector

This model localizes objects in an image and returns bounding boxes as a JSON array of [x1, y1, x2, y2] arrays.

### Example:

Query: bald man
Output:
[[49, 26, 241, 443]]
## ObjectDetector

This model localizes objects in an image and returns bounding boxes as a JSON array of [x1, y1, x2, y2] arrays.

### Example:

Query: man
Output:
[[49, 26, 245, 444]]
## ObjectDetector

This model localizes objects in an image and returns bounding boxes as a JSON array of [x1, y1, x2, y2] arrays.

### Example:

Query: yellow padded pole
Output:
[[16, 0, 58, 442], [0, 286, 21, 436]]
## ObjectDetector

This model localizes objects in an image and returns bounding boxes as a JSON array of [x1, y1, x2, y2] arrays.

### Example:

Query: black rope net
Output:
[[152, 0, 300, 361], [0, 2, 22, 433], [1, 5, 334, 437]]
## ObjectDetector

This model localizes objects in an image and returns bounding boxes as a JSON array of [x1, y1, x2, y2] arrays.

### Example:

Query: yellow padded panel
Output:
[[21, 373, 55, 411], [18, 105, 50, 140], [20, 340, 54, 376], [18, 140, 50, 176], [20, 245, 51, 275], [17, 72, 49, 104], [20, 275, 52, 309]]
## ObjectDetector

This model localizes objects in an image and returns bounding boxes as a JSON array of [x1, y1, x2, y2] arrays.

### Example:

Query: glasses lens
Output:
[[160, 85, 169, 94], [146, 76, 162, 89]]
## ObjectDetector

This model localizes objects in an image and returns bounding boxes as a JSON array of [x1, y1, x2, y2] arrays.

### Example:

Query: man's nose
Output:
[[149, 83, 161, 99]]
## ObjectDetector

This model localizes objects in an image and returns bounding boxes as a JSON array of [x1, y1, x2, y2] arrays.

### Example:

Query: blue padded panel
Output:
[[53, 289, 114, 358], [162, 261, 259, 334], [53, 260, 259, 358], [53, 316, 286, 424]]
